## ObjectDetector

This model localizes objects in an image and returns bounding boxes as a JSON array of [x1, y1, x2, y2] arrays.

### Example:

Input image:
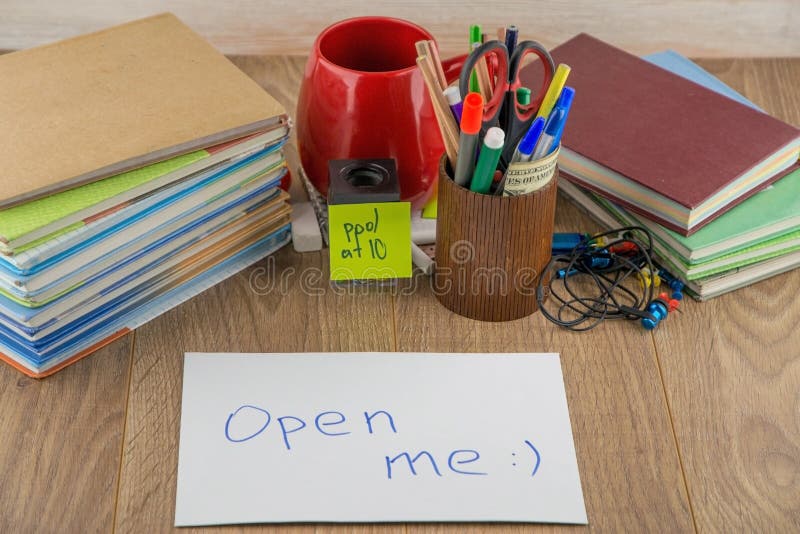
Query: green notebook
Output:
[[592, 192, 800, 279], [558, 180, 800, 288], [592, 168, 800, 264], [0, 150, 208, 247]]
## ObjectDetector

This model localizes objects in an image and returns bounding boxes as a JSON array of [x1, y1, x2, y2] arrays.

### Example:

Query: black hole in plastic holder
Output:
[[343, 165, 387, 188]]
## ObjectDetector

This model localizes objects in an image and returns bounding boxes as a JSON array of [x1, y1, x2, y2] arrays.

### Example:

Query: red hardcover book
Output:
[[520, 34, 800, 236]]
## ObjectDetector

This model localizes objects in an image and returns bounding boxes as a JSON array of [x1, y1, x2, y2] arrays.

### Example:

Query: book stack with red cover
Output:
[[522, 34, 800, 299]]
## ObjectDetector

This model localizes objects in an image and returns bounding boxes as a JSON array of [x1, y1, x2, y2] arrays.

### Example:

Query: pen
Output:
[[531, 86, 575, 160], [494, 117, 545, 194], [469, 24, 482, 46], [535, 64, 571, 121], [469, 25, 482, 93], [511, 116, 545, 163], [454, 92, 484, 187], [471, 127, 505, 194], [443, 86, 463, 123], [544, 86, 575, 154], [504, 25, 519, 56]]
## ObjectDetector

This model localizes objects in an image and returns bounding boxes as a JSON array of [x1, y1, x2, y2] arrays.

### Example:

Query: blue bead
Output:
[[641, 317, 658, 330], [642, 301, 668, 330], [669, 280, 684, 292]]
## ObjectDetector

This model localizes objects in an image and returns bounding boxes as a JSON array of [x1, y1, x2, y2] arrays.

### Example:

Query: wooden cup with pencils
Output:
[[415, 24, 569, 320], [433, 154, 558, 321]]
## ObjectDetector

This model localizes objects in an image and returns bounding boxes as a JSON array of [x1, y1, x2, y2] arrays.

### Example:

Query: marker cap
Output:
[[518, 117, 546, 155], [544, 86, 575, 135], [483, 127, 505, 149], [555, 86, 575, 110], [443, 86, 462, 105], [469, 25, 482, 44], [516, 87, 531, 106], [460, 92, 484, 135], [544, 86, 575, 154]]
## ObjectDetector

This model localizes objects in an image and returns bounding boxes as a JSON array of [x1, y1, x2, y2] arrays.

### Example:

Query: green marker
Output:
[[469, 25, 481, 93], [470, 127, 505, 194], [469, 25, 482, 45]]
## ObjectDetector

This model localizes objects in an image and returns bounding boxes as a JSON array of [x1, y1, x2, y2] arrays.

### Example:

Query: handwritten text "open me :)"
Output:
[[224, 406, 541, 480]]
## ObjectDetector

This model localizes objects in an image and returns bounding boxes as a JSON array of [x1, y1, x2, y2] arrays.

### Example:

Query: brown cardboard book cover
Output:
[[0, 13, 287, 208], [519, 33, 800, 235]]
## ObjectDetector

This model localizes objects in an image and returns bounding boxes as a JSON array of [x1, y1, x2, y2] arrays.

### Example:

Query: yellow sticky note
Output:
[[422, 189, 438, 219], [328, 202, 412, 281]]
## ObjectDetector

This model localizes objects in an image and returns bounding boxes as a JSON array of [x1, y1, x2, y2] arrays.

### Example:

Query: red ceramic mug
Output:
[[297, 17, 465, 208]]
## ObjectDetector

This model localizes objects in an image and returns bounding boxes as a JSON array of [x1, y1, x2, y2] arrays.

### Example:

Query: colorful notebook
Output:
[[0, 200, 290, 346], [0, 190, 288, 332], [523, 34, 800, 236], [0, 162, 286, 305], [0, 149, 284, 285], [0, 132, 285, 252], [557, 50, 800, 297], [0, 14, 295, 377], [0, 13, 288, 208], [0, 226, 291, 377], [558, 179, 800, 299], [560, 179, 800, 280], [588, 168, 800, 265]]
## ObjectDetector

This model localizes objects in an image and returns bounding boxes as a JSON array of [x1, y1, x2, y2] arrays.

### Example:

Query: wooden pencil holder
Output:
[[434, 155, 558, 321]]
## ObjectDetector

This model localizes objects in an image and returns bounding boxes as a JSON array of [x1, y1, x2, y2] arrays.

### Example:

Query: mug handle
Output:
[[441, 53, 469, 84]]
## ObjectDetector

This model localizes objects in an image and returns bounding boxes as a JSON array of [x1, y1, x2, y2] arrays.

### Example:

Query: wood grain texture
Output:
[[396, 195, 695, 532], [0, 336, 132, 532], [435, 159, 557, 321], [1, 0, 799, 58], [652, 58, 800, 533]]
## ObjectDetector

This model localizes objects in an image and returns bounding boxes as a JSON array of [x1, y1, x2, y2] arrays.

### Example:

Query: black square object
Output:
[[327, 159, 401, 205]]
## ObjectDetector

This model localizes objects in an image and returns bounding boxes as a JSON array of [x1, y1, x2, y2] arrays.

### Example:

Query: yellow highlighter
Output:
[[536, 64, 571, 120]]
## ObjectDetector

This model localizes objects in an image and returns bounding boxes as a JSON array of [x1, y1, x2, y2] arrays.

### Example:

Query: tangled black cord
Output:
[[536, 226, 657, 331]]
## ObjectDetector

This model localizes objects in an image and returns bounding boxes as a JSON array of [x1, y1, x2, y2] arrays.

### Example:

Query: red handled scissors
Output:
[[458, 39, 555, 164]]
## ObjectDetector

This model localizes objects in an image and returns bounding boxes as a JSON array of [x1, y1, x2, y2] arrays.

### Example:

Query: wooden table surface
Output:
[[0, 56, 798, 534]]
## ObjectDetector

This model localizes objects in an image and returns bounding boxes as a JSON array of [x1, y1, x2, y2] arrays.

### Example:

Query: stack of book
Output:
[[0, 14, 292, 376], [523, 34, 800, 299]]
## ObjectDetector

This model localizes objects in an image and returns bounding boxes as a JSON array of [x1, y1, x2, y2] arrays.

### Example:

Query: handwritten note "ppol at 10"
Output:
[[328, 202, 412, 281], [175, 352, 587, 526]]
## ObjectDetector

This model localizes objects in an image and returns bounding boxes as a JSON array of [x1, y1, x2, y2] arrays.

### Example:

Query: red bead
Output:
[[610, 242, 638, 254]]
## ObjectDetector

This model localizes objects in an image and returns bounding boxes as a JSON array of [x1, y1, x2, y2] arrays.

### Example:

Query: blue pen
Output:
[[504, 25, 519, 56], [494, 116, 546, 194], [531, 86, 575, 160], [512, 117, 546, 163]]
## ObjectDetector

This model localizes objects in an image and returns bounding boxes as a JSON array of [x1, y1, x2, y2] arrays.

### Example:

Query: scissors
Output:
[[458, 39, 555, 165]]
